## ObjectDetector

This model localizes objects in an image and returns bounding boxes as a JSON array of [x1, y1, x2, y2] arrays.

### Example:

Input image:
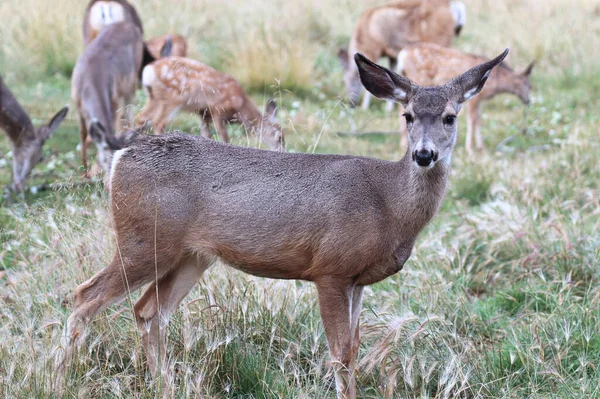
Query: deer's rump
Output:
[[110, 133, 401, 282]]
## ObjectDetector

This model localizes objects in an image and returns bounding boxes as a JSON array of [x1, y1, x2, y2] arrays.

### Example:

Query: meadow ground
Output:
[[1, 0, 599, 397]]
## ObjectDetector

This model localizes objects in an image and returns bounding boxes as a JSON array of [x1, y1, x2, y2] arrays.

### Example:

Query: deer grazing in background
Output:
[[72, 22, 170, 175], [83, 0, 143, 45], [338, 0, 466, 109], [396, 42, 533, 154], [57, 47, 508, 398], [136, 56, 285, 151], [0, 75, 68, 191], [145, 34, 187, 59]]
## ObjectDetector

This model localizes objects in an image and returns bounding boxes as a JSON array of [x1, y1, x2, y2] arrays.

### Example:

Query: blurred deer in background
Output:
[[338, 0, 466, 109], [72, 22, 170, 175], [83, 0, 143, 45], [0, 75, 68, 192], [136, 56, 285, 151], [58, 48, 508, 398], [396, 42, 534, 153]]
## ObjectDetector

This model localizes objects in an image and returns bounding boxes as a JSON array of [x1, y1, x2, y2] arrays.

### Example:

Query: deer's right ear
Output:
[[354, 52, 413, 103], [452, 48, 509, 103], [42, 105, 69, 140]]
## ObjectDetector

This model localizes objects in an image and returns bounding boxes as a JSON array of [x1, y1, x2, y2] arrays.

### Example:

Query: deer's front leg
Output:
[[316, 277, 357, 399]]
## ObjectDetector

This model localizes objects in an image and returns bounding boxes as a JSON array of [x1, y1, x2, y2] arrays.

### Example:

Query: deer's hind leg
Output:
[[56, 240, 183, 389], [134, 253, 211, 377]]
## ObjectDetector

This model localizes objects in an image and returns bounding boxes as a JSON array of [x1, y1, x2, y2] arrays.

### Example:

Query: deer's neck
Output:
[[485, 67, 519, 99], [390, 154, 451, 233], [0, 95, 35, 146]]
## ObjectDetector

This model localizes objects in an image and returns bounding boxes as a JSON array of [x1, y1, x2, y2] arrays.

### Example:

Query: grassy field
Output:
[[1, 0, 600, 397]]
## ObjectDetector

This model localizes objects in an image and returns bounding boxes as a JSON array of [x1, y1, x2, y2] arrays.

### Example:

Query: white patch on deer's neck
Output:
[[109, 148, 128, 191]]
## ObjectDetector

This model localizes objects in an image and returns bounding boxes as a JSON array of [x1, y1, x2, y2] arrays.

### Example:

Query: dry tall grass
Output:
[[1, 0, 598, 88]]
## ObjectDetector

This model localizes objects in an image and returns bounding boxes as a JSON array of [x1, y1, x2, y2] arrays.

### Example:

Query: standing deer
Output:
[[83, 0, 143, 45], [338, 0, 466, 109], [136, 56, 285, 151], [396, 42, 533, 153], [57, 49, 508, 398], [145, 34, 187, 59], [72, 22, 170, 175], [0, 75, 68, 191]]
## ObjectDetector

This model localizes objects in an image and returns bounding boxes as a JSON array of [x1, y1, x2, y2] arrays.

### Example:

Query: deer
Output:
[[396, 42, 534, 154], [56, 48, 509, 398], [0, 74, 68, 192], [145, 34, 187, 59], [72, 22, 170, 176], [136, 56, 285, 151], [83, 0, 143, 45], [338, 0, 466, 110]]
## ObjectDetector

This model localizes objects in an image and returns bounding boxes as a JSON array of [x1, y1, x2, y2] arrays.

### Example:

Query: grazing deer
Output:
[[396, 42, 534, 154], [57, 49, 508, 398], [0, 75, 68, 191], [83, 0, 143, 45], [338, 0, 465, 109], [145, 34, 187, 59], [136, 56, 285, 151], [72, 22, 170, 175]]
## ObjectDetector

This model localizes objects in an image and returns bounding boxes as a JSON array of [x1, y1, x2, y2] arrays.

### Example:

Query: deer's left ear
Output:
[[451, 48, 509, 103], [523, 61, 535, 76], [354, 52, 414, 104]]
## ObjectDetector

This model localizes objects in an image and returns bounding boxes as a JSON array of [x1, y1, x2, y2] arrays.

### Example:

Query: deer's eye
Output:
[[443, 115, 456, 126], [403, 113, 414, 124]]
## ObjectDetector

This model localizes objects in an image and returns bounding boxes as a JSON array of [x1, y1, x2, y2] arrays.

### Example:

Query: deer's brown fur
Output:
[[58, 49, 509, 399], [339, 0, 460, 108], [0, 75, 68, 191], [136, 56, 284, 151], [397, 42, 534, 153]]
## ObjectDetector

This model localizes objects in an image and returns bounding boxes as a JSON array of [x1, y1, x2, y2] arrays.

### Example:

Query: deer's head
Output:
[[355, 49, 509, 169], [256, 99, 285, 152], [12, 106, 68, 191]]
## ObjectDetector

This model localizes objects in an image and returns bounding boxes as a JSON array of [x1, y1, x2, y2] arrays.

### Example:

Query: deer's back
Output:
[[72, 22, 144, 102], [353, 0, 454, 58], [110, 133, 400, 281], [144, 57, 247, 115]]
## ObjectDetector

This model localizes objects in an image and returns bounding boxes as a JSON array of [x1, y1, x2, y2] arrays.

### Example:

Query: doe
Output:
[[59, 48, 508, 399]]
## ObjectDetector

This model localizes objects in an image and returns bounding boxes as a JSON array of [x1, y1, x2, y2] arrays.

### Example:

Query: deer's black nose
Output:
[[413, 149, 437, 167]]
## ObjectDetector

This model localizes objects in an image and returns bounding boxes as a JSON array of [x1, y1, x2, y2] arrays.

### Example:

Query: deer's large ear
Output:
[[160, 35, 173, 58], [451, 48, 509, 103], [523, 61, 535, 76], [354, 52, 414, 104], [41, 105, 69, 141]]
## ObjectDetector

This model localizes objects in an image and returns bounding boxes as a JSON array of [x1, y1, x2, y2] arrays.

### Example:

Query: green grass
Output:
[[2, 0, 600, 397]]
